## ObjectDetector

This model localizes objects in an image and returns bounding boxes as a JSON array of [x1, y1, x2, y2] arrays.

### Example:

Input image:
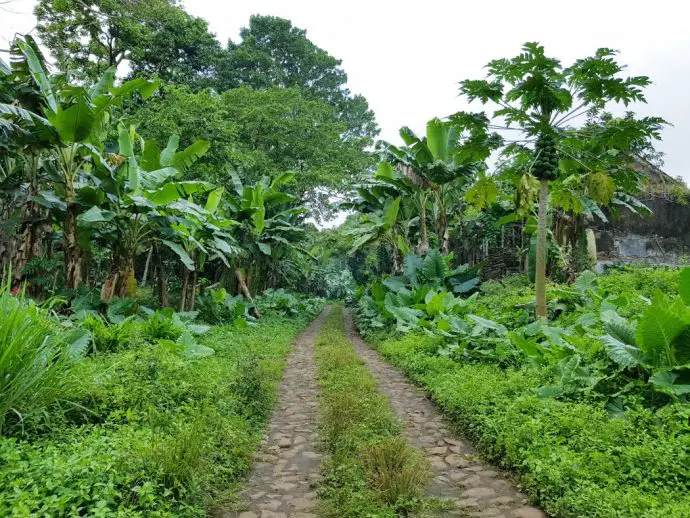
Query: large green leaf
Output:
[[173, 140, 210, 171], [383, 197, 401, 230], [146, 181, 213, 205], [90, 67, 116, 97], [422, 250, 449, 283], [425, 292, 445, 316], [426, 118, 450, 161], [160, 135, 180, 167], [637, 295, 690, 368], [140, 167, 178, 190], [111, 77, 159, 100], [161, 240, 195, 271], [649, 370, 690, 396], [601, 333, 645, 368], [50, 102, 95, 143], [16, 37, 57, 113], [205, 188, 224, 214], [77, 206, 116, 225]]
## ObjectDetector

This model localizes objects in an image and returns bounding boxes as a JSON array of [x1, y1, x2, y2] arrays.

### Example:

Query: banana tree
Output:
[[162, 190, 239, 312], [225, 171, 307, 312], [382, 116, 499, 255], [10, 35, 159, 290], [79, 124, 212, 301], [0, 40, 57, 286], [459, 42, 657, 318]]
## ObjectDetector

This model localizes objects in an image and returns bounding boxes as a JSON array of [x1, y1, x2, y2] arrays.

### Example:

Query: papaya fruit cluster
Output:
[[533, 132, 559, 181]]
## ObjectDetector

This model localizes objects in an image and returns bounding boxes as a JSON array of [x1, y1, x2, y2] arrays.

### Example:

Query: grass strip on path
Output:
[[314, 305, 432, 517]]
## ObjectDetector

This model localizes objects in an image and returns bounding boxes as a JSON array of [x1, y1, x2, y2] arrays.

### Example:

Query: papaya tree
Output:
[[459, 42, 656, 318]]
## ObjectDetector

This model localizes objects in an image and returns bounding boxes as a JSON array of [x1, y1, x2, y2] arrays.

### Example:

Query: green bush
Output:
[[371, 332, 690, 518]]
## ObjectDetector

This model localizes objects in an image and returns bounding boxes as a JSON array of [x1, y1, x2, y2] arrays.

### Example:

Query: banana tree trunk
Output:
[[155, 244, 169, 307], [187, 270, 197, 311], [535, 179, 549, 319], [65, 203, 84, 290], [418, 206, 429, 255], [439, 210, 451, 255], [235, 267, 260, 318], [141, 247, 153, 286], [101, 249, 137, 301], [179, 268, 190, 312]]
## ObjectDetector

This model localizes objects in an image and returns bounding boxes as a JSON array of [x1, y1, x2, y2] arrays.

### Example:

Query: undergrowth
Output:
[[362, 268, 690, 518], [0, 312, 314, 517]]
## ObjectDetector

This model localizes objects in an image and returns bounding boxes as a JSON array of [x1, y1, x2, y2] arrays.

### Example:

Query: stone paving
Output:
[[224, 308, 329, 518], [343, 308, 547, 518]]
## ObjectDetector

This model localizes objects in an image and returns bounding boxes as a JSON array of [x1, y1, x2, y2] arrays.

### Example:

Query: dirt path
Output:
[[343, 308, 547, 518], [225, 309, 329, 518]]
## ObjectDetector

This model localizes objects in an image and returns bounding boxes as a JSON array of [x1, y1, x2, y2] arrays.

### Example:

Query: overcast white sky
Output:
[[2, 0, 689, 183]]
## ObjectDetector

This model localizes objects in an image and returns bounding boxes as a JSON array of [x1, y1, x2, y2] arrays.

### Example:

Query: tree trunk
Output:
[[12, 179, 48, 287], [64, 203, 84, 290], [100, 262, 119, 302], [418, 206, 429, 255], [141, 246, 153, 286], [155, 245, 169, 307], [535, 179, 549, 319], [187, 270, 197, 311], [439, 209, 451, 255], [101, 250, 137, 301], [179, 268, 190, 312], [235, 267, 261, 318]]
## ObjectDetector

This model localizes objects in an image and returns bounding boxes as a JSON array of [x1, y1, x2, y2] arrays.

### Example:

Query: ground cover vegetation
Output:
[[1, 1, 688, 515]]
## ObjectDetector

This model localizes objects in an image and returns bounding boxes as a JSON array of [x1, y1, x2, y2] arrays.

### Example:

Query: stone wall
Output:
[[594, 195, 690, 264]]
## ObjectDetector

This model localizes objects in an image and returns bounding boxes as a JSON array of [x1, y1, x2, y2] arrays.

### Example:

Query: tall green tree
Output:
[[35, 0, 222, 85], [459, 43, 656, 318], [220, 15, 379, 157], [133, 85, 375, 218]]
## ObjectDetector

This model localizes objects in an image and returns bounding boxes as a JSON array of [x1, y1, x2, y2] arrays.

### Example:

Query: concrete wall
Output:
[[594, 196, 690, 264]]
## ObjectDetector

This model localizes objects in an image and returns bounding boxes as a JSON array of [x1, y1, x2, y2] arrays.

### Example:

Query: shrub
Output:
[[0, 286, 74, 433]]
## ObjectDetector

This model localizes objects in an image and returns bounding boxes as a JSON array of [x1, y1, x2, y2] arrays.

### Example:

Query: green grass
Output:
[[315, 305, 432, 517], [365, 317, 690, 518], [0, 313, 314, 517]]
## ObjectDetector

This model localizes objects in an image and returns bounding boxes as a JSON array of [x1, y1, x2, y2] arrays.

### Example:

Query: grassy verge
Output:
[[365, 330, 690, 518], [0, 313, 314, 517], [314, 305, 432, 517]]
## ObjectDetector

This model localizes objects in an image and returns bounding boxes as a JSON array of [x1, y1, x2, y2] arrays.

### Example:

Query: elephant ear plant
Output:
[[458, 42, 659, 318]]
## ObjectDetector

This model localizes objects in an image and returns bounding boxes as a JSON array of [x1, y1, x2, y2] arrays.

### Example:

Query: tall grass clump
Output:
[[315, 306, 431, 516], [0, 282, 73, 433]]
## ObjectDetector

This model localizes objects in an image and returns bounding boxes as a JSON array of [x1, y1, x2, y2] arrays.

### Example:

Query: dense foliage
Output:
[[355, 267, 690, 517]]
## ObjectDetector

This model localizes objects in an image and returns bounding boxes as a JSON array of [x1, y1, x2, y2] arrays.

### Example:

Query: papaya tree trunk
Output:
[[64, 203, 84, 290], [235, 267, 260, 318], [535, 179, 549, 319]]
